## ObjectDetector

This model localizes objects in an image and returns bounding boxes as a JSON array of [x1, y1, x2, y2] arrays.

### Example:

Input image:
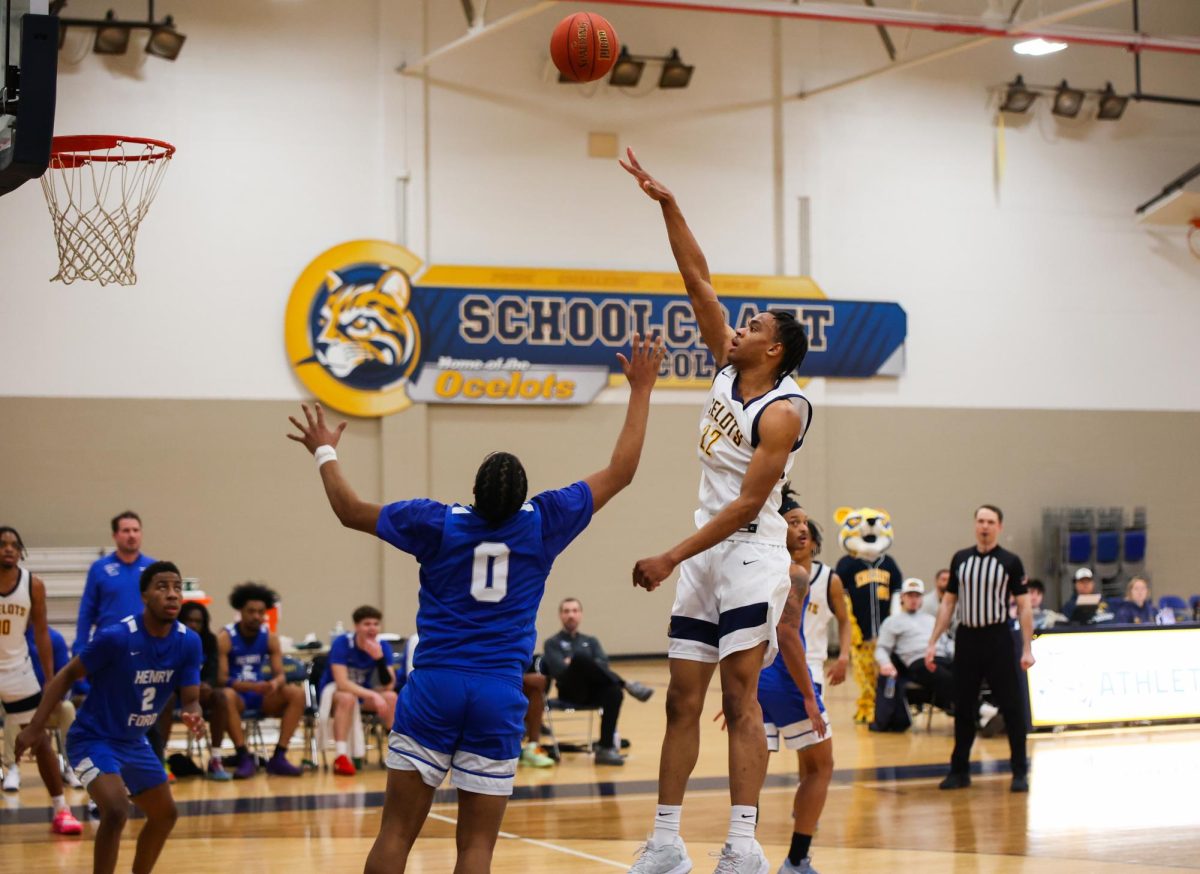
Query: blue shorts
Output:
[[759, 677, 831, 752], [238, 690, 264, 712], [385, 668, 526, 797], [67, 728, 166, 797]]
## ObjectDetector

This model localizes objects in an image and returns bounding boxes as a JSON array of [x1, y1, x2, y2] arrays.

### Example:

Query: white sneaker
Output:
[[712, 841, 769, 874], [778, 857, 818, 873], [630, 834, 693, 873], [978, 702, 1000, 724], [3, 767, 20, 792]]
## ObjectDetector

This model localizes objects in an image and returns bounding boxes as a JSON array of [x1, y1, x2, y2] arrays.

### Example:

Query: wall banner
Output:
[[285, 240, 907, 417]]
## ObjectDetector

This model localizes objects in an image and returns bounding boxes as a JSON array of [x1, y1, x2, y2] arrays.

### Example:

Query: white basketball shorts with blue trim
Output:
[[668, 539, 791, 666]]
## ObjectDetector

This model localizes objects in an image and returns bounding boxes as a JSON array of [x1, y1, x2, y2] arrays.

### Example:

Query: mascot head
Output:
[[834, 506, 894, 560]]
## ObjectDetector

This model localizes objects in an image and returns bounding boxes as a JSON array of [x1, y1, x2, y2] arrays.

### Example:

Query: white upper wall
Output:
[[1, 0, 1198, 409]]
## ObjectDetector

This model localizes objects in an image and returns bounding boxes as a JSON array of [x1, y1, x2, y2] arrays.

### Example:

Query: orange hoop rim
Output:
[[49, 135, 176, 169]]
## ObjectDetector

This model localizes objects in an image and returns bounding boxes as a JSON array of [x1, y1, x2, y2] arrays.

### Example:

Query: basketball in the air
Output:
[[550, 12, 620, 83]]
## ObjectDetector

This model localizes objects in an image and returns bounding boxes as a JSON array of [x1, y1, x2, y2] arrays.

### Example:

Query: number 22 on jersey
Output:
[[471, 542, 510, 602]]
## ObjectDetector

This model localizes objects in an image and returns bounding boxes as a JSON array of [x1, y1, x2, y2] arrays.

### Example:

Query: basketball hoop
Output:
[[39, 135, 175, 286]]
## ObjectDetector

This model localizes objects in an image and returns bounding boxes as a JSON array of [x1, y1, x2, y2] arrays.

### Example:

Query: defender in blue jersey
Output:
[[757, 500, 830, 874], [17, 561, 206, 874], [289, 333, 665, 874]]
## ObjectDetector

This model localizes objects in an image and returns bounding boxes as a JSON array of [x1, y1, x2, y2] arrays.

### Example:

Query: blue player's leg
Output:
[[453, 790, 508, 874], [364, 768, 436, 874], [128, 782, 178, 874], [87, 772, 132, 874]]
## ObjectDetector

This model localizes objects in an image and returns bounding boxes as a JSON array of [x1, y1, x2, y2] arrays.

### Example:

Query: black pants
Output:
[[951, 623, 1027, 777], [554, 655, 623, 748], [905, 657, 955, 711]]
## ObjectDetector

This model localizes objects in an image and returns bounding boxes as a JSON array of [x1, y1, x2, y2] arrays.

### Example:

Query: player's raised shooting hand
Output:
[[288, 403, 347, 455], [617, 332, 666, 393], [632, 552, 677, 592], [619, 148, 675, 204]]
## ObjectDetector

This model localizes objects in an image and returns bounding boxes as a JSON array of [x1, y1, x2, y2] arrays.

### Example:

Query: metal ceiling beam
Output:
[[399, 0, 555, 75], [592, 0, 1200, 56]]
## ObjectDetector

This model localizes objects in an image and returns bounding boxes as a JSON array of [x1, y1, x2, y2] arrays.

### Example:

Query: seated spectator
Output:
[[3, 625, 82, 791], [218, 582, 305, 778], [170, 602, 230, 781], [1114, 577, 1157, 625], [1027, 580, 1066, 630], [875, 579, 954, 715], [543, 597, 654, 766], [519, 657, 554, 768], [1063, 568, 1103, 623], [318, 605, 398, 777]]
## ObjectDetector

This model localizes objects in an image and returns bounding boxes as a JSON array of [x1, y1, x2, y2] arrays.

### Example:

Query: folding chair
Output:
[[543, 681, 603, 759]]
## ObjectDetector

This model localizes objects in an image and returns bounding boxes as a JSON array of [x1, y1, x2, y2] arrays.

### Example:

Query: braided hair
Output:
[[768, 309, 809, 379], [472, 451, 528, 526]]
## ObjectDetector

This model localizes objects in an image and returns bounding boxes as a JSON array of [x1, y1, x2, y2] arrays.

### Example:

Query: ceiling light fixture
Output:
[[1052, 79, 1085, 118], [1000, 75, 1037, 113], [1013, 37, 1068, 56]]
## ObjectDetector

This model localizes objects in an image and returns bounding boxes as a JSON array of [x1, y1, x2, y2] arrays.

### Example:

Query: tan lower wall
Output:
[[3, 397, 1196, 654]]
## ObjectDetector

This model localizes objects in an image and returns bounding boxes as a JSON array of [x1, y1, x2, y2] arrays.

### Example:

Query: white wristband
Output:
[[314, 445, 338, 468]]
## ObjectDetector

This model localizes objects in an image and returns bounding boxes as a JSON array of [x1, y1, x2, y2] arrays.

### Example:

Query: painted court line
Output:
[[427, 810, 628, 869]]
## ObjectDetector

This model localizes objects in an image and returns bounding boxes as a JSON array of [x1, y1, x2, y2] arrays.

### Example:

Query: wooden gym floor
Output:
[[3, 658, 1198, 873]]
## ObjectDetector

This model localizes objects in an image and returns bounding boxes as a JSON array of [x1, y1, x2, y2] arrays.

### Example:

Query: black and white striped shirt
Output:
[[946, 545, 1026, 628]]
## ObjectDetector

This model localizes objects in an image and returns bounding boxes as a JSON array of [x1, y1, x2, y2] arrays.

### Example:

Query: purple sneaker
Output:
[[233, 753, 257, 780], [265, 752, 302, 777]]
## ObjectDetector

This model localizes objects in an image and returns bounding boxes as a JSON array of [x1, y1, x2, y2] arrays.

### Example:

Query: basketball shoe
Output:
[[333, 754, 357, 776], [711, 841, 769, 874], [628, 834, 693, 873], [52, 807, 83, 835], [777, 857, 817, 873]]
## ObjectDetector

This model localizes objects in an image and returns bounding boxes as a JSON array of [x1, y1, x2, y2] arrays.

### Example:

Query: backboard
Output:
[[1, 0, 57, 198]]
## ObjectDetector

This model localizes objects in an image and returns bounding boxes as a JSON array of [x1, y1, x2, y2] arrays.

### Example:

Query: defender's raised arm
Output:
[[584, 333, 666, 513]]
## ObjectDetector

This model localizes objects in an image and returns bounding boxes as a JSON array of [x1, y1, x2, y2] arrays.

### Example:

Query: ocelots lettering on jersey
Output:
[[706, 398, 744, 445], [0, 603, 27, 615]]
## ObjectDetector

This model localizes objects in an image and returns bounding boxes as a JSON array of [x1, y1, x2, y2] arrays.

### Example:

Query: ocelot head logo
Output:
[[306, 266, 421, 391]]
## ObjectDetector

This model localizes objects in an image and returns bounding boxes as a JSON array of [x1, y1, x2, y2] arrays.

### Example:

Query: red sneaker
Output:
[[333, 754, 356, 776], [52, 808, 83, 835]]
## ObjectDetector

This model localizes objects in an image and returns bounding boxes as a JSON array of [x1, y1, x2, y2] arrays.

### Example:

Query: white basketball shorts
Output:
[[668, 538, 791, 666]]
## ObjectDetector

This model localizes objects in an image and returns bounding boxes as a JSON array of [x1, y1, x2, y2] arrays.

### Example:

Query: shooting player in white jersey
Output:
[[621, 150, 812, 874]]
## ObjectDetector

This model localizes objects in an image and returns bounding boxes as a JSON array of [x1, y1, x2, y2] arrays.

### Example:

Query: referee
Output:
[[924, 504, 1034, 793]]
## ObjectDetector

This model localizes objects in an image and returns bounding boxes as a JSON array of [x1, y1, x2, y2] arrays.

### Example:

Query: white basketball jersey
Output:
[[0, 568, 32, 672], [695, 365, 811, 545], [803, 560, 832, 678]]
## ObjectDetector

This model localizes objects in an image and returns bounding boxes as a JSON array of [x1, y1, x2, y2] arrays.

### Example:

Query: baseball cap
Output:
[[1074, 568, 1094, 581], [901, 578, 925, 595]]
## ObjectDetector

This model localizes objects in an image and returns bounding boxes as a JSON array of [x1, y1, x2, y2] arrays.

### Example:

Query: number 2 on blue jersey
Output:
[[471, 542, 510, 602]]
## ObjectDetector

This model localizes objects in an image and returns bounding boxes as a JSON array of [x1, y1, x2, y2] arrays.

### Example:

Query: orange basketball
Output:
[[550, 12, 620, 83]]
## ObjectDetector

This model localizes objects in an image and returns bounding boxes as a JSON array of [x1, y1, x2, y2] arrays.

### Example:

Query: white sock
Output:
[[651, 804, 682, 845], [51, 794, 67, 813], [727, 805, 757, 853], [335, 741, 348, 757]]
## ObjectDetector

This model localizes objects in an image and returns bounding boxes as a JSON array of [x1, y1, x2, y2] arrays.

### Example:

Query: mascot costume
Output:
[[833, 507, 903, 723]]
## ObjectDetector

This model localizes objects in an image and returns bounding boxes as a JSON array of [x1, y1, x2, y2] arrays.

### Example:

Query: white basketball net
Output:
[[39, 136, 174, 286]]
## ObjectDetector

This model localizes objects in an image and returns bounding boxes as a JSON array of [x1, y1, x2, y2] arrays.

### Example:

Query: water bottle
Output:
[[884, 676, 896, 699], [331, 619, 345, 646]]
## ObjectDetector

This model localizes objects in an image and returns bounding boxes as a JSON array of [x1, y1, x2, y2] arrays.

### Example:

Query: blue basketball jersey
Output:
[[73, 614, 201, 743], [224, 622, 270, 684], [760, 577, 814, 692], [319, 632, 396, 695], [376, 481, 593, 684]]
